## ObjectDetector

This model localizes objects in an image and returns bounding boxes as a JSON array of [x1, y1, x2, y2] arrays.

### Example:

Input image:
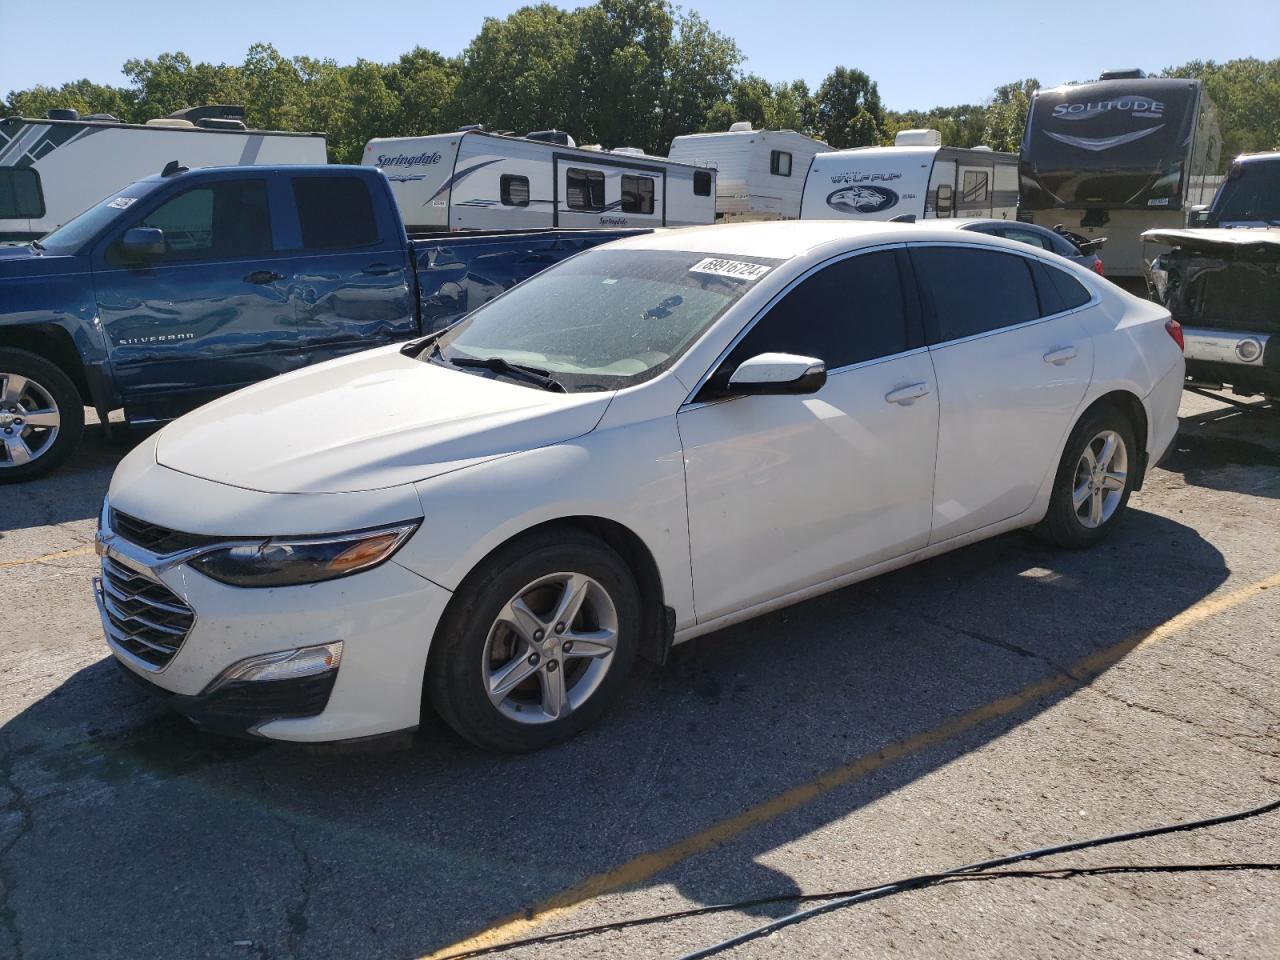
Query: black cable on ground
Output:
[[431, 797, 1278, 960], [677, 797, 1280, 960]]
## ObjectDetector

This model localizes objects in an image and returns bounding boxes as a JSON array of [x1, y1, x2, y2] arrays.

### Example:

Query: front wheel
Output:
[[426, 530, 640, 752], [0, 349, 84, 483], [1035, 406, 1137, 548]]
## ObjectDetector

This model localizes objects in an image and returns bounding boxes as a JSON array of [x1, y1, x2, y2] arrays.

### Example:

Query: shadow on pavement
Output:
[[1162, 394, 1280, 499], [0, 509, 1228, 960]]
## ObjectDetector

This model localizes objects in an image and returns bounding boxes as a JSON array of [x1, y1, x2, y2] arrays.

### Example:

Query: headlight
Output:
[[188, 522, 419, 588]]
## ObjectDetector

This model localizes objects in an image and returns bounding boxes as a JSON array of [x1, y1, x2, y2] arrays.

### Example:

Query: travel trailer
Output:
[[0, 106, 327, 242], [667, 123, 830, 221], [799, 130, 1018, 223], [1019, 71, 1220, 286], [363, 127, 716, 232]]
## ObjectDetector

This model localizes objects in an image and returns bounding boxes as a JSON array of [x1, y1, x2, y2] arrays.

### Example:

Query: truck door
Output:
[[555, 157, 666, 229], [288, 172, 416, 361], [91, 175, 306, 422]]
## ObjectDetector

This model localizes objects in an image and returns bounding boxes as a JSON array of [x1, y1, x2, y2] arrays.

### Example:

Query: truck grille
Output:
[[100, 557, 196, 668], [110, 510, 223, 556]]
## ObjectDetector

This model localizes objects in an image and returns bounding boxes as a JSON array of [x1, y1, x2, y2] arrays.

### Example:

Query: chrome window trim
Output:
[[680, 241, 910, 407]]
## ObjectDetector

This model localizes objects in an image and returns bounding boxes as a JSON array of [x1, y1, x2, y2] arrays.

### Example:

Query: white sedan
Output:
[[96, 221, 1185, 751]]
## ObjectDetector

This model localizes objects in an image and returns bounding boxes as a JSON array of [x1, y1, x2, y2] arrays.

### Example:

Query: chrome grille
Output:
[[110, 510, 223, 556], [100, 557, 195, 668]]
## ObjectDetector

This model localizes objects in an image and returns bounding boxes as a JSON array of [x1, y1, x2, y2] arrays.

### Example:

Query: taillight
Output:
[[1092, 258, 1105, 276], [1165, 318, 1185, 351]]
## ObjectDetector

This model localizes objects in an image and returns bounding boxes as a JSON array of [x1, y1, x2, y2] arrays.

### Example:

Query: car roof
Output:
[[608, 219, 925, 259]]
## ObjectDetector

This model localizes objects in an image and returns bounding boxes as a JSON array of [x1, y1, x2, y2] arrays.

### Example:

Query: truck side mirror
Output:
[[1187, 205, 1212, 228], [121, 227, 166, 260]]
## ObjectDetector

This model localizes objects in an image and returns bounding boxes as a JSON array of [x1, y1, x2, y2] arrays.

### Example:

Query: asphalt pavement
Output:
[[0, 391, 1276, 960]]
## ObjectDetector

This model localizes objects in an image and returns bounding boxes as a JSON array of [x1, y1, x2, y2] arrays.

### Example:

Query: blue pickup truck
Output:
[[0, 163, 645, 481]]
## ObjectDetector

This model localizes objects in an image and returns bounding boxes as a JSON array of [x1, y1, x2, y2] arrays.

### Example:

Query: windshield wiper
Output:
[[448, 355, 566, 393]]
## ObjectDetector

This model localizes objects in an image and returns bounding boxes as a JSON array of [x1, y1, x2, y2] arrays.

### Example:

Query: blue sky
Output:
[[3, 0, 1277, 110]]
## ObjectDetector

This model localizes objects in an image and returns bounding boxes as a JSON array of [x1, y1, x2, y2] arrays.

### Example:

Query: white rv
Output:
[[362, 128, 716, 232], [0, 106, 327, 242], [800, 130, 1018, 223], [666, 123, 830, 221]]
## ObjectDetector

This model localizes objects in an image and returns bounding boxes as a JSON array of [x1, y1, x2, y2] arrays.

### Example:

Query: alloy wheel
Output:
[[482, 572, 619, 724], [1072, 429, 1128, 529], [0, 372, 61, 469]]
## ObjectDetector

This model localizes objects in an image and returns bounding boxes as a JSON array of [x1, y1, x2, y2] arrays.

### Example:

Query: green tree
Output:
[[815, 66, 884, 148], [982, 77, 1038, 152]]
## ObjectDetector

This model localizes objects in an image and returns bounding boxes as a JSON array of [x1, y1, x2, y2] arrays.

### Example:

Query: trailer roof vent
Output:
[[971, 145, 993, 151], [728, 121, 753, 133], [894, 128, 943, 147], [457, 123, 486, 132], [1099, 68, 1147, 80], [84, 113, 121, 122], [612, 146, 645, 156], [195, 117, 248, 131], [525, 129, 576, 148], [146, 118, 197, 128], [167, 104, 246, 123], [46, 108, 80, 121]]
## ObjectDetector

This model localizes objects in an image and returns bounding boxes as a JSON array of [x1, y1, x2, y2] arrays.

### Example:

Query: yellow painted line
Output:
[[0, 544, 97, 569], [422, 569, 1280, 960]]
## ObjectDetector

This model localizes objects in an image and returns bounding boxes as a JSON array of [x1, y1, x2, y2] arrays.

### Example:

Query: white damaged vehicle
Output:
[[96, 221, 1185, 751]]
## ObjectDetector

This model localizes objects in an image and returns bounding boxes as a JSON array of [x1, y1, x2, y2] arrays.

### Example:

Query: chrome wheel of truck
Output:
[[0, 349, 84, 483]]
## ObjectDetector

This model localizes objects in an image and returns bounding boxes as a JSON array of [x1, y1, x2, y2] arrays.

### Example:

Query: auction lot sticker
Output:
[[689, 257, 771, 281]]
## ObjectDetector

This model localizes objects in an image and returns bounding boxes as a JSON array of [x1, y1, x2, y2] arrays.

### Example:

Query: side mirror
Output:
[[727, 352, 826, 396], [120, 227, 166, 260], [1187, 204, 1212, 228]]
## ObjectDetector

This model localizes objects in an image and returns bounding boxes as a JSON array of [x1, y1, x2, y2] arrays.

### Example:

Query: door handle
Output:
[[1043, 345, 1079, 365], [884, 382, 931, 405], [362, 263, 400, 276], [244, 270, 285, 285]]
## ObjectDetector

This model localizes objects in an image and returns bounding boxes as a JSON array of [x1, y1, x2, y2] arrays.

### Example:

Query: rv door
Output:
[[956, 157, 995, 218], [927, 159, 957, 219]]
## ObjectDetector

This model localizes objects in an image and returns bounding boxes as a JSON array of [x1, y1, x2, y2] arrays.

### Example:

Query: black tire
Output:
[[426, 528, 641, 752], [1034, 404, 1138, 549], [0, 348, 84, 484]]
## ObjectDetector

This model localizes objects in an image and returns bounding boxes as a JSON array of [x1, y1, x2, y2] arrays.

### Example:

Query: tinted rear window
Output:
[[912, 247, 1040, 342], [1042, 262, 1092, 311], [293, 177, 379, 250]]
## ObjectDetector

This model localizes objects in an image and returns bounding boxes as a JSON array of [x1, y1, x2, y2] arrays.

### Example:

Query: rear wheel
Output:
[[426, 529, 640, 752], [1035, 406, 1137, 548], [0, 349, 84, 483]]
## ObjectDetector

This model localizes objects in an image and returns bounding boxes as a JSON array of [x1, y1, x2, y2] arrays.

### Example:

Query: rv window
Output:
[[137, 179, 272, 261], [293, 176, 379, 249], [621, 175, 655, 215], [934, 184, 954, 218], [501, 174, 530, 207], [910, 247, 1039, 342], [770, 151, 793, 177], [961, 170, 989, 205], [694, 170, 712, 196], [566, 168, 605, 211], [715, 250, 908, 378], [0, 168, 44, 219]]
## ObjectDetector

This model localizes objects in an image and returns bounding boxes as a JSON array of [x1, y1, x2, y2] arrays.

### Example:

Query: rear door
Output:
[[288, 172, 416, 362], [910, 244, 1094, 543], [92, 174, 305, 420], [678, 248, 938, 622]]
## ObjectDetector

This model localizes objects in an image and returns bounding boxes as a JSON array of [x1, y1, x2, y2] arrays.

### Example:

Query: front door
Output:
[[678, 248, 938, 623], [93, 176, 303, 420]]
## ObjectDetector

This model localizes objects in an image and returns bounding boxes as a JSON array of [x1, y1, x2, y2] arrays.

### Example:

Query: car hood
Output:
[[0, 245, 84, 279], [1143, 227, 1280, 258], [155, 346, 614, 494]]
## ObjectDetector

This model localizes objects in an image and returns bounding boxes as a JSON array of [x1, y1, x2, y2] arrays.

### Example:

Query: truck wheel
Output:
[[0, 348, 84, 483], [426, 528, 640, 752]]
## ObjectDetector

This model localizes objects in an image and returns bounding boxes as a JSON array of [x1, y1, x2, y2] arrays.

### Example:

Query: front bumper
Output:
[[96, 512, 453, 742], [1183, 326, 1280, 394]]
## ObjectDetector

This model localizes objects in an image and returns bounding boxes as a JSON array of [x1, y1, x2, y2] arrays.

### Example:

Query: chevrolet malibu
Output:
[[96, 221, 1185, 751]]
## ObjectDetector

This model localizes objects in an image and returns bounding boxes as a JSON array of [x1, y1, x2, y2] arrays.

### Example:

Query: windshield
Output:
[[1211, 160, 1280, 224], [434, 248, 780, 392], [1020, 80, 1199, 210], [37, 183, 149, 253]]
